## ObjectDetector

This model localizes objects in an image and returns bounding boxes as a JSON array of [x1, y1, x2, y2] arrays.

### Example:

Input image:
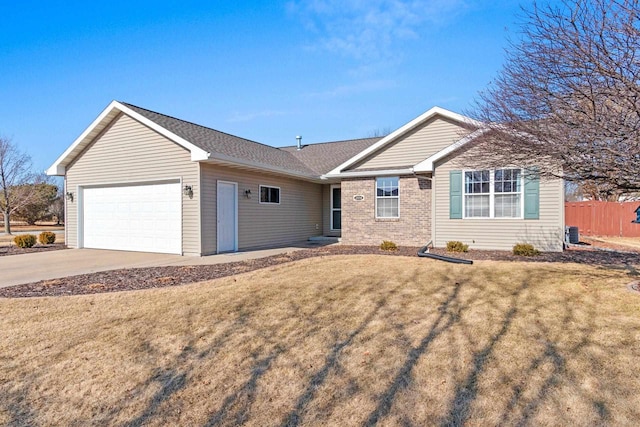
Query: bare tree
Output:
[[0, 136, 41, 234], [565, 180, 623, 201], [470, 0, 640, 194], [366, 127, 393, 138]]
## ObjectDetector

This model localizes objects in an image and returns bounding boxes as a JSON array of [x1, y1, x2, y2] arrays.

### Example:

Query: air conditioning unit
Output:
[[565, 226, 579, 244]]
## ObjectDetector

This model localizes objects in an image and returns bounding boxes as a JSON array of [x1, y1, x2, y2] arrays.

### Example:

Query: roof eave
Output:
[[322, 168, 415, 179], [45, 164, 66, 176], [202, 154, 321, 182]]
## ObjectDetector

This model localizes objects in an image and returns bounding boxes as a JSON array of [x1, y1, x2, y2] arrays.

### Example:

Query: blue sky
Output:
[[1, 0, 525, 172]]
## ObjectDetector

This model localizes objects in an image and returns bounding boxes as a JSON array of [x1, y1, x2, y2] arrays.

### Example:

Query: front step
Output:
[[308, 236, 341, 243]]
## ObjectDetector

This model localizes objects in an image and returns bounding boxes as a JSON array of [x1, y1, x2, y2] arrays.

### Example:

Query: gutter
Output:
[[322, 168, 415, 180]]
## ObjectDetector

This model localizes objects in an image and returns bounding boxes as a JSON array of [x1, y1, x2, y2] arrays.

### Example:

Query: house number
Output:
[[353, 195, 365, 201]]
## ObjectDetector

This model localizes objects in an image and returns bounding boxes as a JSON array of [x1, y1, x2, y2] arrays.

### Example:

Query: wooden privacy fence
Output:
[[565, 201, 640, 237]]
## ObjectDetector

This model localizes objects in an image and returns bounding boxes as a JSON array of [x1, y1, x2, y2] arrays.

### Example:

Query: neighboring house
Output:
[[46, 101, 565, 255]]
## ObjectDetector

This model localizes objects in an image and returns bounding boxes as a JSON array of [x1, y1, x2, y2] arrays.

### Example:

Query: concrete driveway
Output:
[[0, 242, 326, 289]]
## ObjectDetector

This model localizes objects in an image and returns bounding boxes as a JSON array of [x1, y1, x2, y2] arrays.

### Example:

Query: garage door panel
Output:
[[82, 182, 182, 254]]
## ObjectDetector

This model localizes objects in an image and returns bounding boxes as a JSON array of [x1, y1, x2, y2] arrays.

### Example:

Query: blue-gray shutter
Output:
[[524, 168, 540, 219], [450, 170, 463, 219]]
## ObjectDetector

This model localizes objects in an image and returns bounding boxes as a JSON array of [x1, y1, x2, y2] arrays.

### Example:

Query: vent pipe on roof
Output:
[[296, 135, 302, 150]]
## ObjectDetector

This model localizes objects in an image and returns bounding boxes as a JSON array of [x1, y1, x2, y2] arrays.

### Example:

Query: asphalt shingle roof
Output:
[[122, 102, 380, 177], [281, 137, 381, 175]]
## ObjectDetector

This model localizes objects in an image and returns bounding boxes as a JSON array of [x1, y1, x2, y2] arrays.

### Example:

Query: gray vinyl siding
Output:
[[350, 117, 468, 170], [432, 147, 565, 252], [65, 113, 201, 255], [200, 163, 323, 254], [322, 184, 341, 237]]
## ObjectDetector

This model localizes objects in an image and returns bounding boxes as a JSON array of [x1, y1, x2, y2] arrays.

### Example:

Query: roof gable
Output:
[[46, 101, 209, 176], [413, 128, 489, 172], [324, 107, 481, 176], [346, 116, 468, 171]]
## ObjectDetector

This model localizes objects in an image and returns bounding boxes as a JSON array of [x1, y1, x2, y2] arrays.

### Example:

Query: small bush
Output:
[[380, 240, 398, 251], [446, 241, 469, 253], [513, 243, 540, 256], [14, 234, 37, 248], [38, 231, 56, 245]]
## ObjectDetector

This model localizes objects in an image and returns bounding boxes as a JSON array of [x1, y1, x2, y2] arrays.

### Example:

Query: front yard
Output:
[[1, 255, 639, 425]]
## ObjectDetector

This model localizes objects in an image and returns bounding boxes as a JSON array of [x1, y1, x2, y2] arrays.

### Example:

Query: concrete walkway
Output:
[[0, 242, 328, 289]]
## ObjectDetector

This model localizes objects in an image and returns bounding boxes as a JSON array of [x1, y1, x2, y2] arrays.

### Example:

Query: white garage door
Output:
[[82, 182, 182, 254]]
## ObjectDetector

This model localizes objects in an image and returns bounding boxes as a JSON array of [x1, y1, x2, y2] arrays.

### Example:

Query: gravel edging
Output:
[[1, 245, 639, 299], [0, 244, 67, 257]]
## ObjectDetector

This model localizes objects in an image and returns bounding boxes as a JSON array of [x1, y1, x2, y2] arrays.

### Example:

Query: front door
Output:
[[331, 185, 341, 231], [217, 181, 237, 252]]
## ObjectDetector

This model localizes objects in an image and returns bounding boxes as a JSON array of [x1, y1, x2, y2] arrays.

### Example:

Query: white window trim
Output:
[[259, 185, 281, 205], [375, 176, 400, 219], [462, 169, 524, 219], [330, 184, 341, 231]]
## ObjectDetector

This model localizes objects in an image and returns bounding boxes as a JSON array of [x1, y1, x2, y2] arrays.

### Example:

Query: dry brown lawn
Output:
[[593, 236, 640, 250], [0, 223, 64, 232], [1, 255, 639, 426]]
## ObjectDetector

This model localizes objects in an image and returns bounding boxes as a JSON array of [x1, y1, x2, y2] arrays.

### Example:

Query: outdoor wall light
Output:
[[183, 185, 193, 198], [66, 191, 74, 202], [244, 189, 252, 199]]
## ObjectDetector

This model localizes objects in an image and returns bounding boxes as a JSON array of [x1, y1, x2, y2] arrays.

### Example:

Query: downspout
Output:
[[417, 240, 473, 264]]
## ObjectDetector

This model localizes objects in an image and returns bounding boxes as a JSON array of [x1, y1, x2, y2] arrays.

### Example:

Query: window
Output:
[[259, 185, 280, 204], [464, 170, 490, 218], [494, 169, 521, 217], [376, 177, 399, 218], [464, 169, 522, 218]]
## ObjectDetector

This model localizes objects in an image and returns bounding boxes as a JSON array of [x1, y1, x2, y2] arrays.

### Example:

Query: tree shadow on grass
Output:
[[363, 281, 464, 426], [361, 266, 622, 426], [439, 306, 519, 426], [500, 341, 567, 427], [443, 269, 620, 426], [204, 276, 412, 427], [437, 280, 529, 427], [114, 276, 395, 426], [279, 297, 389, 427], [1, 385, 38, 427], [493, 285, 612, 427], [123, 369, 188, 427], [95, 308, 253, 426], [204, 348, 283, 426], [4, 260, 634, 426]]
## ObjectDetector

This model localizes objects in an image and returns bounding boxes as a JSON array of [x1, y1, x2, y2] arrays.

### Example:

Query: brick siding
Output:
[[341, 176, 431, 246]]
